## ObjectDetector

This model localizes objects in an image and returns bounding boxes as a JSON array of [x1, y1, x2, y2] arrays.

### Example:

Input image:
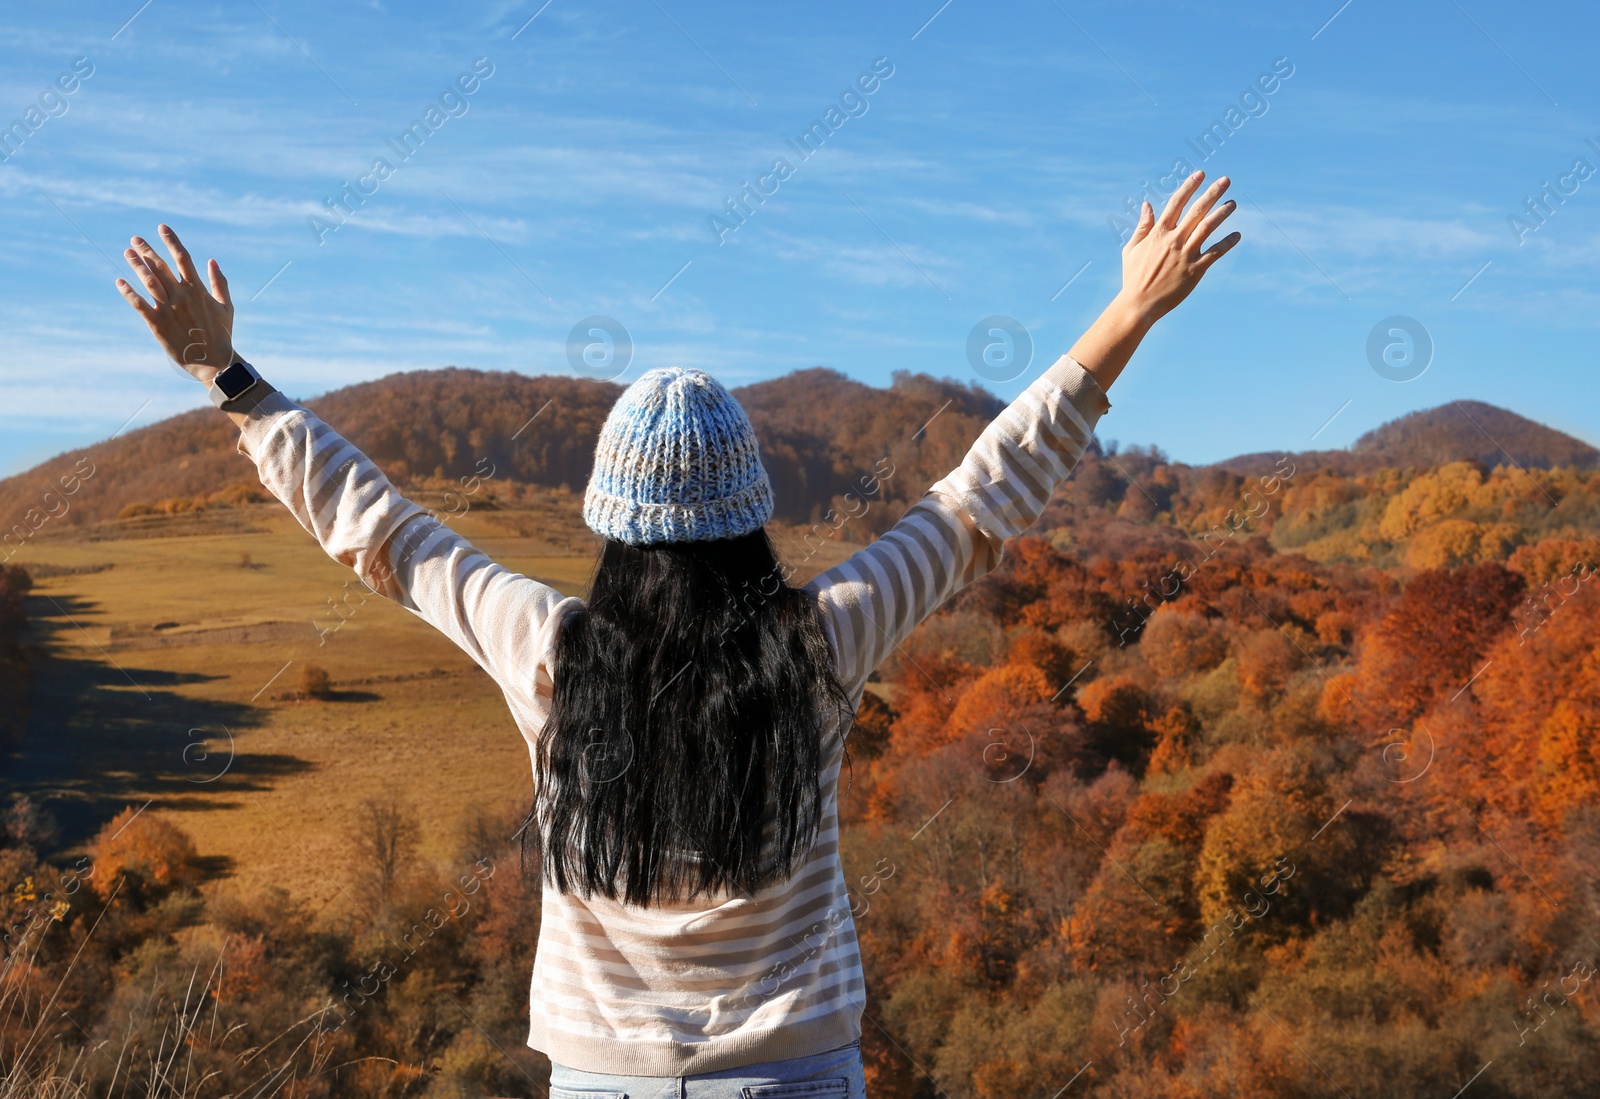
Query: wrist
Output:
[[186, 349, 237, 388], [1108, 289, 1160, 333], [1068, 292, 1157, 394]]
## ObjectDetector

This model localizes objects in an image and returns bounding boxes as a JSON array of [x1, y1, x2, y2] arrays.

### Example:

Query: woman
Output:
[[115, 170, 1238, 1097]]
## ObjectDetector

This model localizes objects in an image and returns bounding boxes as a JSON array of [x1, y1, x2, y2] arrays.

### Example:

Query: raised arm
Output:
[[115, 226, 566, 697], [808, 171, 1240, 691]]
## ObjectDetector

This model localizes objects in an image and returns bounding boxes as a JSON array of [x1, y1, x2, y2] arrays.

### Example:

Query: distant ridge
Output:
[[0, 366, 1001, 539], [1213, 399, 1600, 477], [5, 367, 1594, 545]]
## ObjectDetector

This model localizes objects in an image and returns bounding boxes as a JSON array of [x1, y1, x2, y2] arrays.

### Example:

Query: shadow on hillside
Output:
[[277, 689, 385, 704], [4, 592, 318, 850], [324, 689, 382, 703]]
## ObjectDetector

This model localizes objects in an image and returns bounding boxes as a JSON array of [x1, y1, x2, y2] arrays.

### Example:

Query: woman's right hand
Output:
[[1066, 171, 1242, 392], [1115, 170, 1240, 325]]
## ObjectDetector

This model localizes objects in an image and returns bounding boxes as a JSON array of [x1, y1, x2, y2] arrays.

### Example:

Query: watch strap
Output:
[[220, 379, 278, 415]]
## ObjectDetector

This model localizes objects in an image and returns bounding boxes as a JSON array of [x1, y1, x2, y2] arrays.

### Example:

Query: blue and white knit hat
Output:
[[582, 366, 774, 545]]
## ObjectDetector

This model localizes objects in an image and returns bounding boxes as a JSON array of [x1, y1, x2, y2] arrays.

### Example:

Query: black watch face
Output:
[[216, 361, 256, 399]]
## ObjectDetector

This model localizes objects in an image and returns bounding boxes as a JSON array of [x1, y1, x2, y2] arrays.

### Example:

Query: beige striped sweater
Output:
[[234, 353, 1109, 1075]]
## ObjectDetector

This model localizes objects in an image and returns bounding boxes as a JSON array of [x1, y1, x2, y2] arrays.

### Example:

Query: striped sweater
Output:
[[234, 353, 1109, 1075]]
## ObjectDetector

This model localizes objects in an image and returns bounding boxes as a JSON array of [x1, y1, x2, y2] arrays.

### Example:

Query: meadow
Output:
[[8, 492, 860, 906]]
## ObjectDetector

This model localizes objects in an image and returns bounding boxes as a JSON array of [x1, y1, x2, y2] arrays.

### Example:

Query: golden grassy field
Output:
[[6, 492, 865, 911]]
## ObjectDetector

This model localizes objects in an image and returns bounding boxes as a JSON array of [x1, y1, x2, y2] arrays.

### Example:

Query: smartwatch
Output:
[[208, 357, 270, 412]]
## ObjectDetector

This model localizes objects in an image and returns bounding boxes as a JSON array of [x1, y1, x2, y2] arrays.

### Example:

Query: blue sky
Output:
[[2, 0, 1597, 478]]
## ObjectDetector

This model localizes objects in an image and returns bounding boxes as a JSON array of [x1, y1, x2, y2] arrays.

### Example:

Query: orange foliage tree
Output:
[[86, 805, 200, 900], [1348, 562, 1523, 735]]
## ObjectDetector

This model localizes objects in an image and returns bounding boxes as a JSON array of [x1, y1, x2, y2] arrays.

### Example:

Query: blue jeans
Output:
[[549, 1039, 867, 1099]]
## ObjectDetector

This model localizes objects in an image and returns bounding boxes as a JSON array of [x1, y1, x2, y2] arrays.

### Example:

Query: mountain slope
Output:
[[1215, 399, 1599, 477], [1353, 399, 1599, 470], [7, 365, 1592, 550], [0, 367, 1003, 539]]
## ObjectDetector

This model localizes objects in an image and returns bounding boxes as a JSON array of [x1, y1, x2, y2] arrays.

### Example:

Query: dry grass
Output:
[[0, 875, 351, 1097]]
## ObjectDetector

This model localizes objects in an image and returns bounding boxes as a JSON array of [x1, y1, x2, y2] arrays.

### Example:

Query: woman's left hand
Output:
[[116, 224, 235, 383]]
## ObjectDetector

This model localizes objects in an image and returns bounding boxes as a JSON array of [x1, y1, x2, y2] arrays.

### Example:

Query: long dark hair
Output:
[[526, 528, 852, 907]]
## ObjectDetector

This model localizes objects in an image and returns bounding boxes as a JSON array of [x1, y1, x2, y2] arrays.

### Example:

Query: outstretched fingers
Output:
[[123, 246, 168, 305], [128, 236, 177, 297], [208, 258, 232, 311], [158, 224, 202, 286], [1123, 201, 1155, 251], [1177, 176, 1230, 244], [1197, 230, 1243, 270], [1158, 170, 1206, 229], [115, 277, 153, 317], [1188, 197, 1239, 255]]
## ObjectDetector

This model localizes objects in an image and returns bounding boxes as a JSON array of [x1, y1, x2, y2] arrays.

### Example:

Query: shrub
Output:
[[1235, 627, 1302, 702], [299, 662, 332, 700], [1140, 606, 1228, 679], [212, 482, 268, 507], [87, 806, 200, 900], [1005, 628, 1079, 687]]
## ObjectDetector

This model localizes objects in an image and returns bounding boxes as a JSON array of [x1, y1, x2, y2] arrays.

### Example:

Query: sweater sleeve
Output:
[[805, 354, 1110, 692], [234, 388, 566, 698]]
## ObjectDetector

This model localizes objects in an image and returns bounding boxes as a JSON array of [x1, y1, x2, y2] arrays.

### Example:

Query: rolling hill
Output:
[[1214, 399, 1600, 477], [0, 367, 1003, 541], [2, 366, 1593, 546]]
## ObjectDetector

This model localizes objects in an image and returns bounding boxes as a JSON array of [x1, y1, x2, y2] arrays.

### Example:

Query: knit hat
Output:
[[582, 366, 774, 545]]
